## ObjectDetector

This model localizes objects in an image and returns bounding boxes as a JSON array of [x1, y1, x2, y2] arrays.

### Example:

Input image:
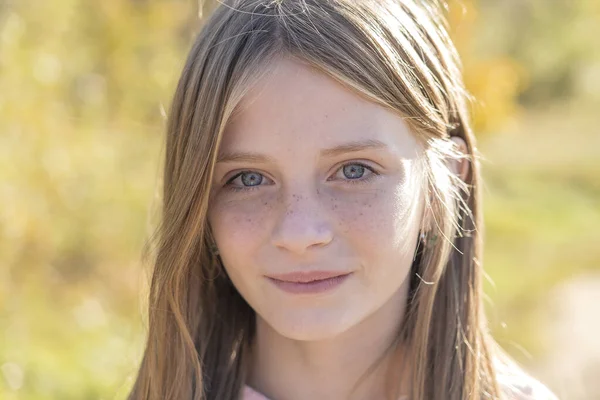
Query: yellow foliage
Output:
[[448, 0, 527, 134]]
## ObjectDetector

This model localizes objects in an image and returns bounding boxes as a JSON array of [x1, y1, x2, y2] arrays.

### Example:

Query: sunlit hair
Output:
[[128, 0, 517, 399]]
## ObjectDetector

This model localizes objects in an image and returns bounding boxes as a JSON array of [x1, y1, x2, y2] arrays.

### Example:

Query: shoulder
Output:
[[496, 368, 559, 400]]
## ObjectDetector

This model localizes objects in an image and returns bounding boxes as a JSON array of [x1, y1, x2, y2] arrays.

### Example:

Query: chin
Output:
[[262, 307, 360, 341]]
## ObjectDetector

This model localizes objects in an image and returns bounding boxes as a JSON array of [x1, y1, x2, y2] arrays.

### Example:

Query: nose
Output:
[[270, 191, 334, 255]]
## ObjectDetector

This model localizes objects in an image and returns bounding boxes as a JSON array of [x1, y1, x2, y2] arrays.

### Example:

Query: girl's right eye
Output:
[[224, 171, 269, 192]]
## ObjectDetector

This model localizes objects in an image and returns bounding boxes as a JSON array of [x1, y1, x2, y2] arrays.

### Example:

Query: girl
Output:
[[128, 1, 558, 399]]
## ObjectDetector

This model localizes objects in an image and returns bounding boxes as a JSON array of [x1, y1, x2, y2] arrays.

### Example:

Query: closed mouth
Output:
[[265, 271, 353, 294], [266, 270, 352, 283]]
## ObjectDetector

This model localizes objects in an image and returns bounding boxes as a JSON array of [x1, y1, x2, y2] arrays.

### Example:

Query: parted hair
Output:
[[127, 1, 526, 399]]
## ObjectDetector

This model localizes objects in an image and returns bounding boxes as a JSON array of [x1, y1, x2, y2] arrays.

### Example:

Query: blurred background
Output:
[[1, 0, 598, 399]]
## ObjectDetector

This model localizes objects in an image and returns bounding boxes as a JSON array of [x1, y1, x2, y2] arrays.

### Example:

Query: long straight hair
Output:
[[128, 1, 507, 399]]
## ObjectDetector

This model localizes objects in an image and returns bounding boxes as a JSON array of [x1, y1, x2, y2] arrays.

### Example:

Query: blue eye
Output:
[[331, 162, 378, 184], [342, 164, 365, 179], [239, 171, 263, 186], [225, 171, 268, 192]]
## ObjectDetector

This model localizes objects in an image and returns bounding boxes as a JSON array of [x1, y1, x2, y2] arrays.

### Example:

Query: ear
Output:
[[449, 136, 470, 182]]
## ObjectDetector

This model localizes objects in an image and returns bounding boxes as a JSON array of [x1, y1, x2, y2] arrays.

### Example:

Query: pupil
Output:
[[241, 172, 262, 186], [343, 164, 364, 179]]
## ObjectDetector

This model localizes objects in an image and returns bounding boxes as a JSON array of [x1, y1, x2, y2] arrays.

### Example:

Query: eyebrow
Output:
[[216, 138, 389, 164]]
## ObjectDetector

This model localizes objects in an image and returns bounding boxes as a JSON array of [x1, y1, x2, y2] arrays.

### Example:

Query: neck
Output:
[[247, 282, 410, 400]]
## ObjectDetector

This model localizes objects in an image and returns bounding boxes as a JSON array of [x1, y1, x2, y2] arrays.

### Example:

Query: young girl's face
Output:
[[208, 57, 426, 340]]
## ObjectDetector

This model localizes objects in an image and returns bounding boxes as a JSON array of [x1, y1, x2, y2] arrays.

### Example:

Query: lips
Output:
[[266, 270, 351, 283], [265, 270, 353, 294]]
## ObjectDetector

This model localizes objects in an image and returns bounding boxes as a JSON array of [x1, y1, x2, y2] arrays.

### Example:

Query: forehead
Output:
[[220, 57, 421, 160]]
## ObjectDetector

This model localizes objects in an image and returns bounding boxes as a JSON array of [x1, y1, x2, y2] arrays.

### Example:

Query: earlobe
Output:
[[449, 136, 470, 182]]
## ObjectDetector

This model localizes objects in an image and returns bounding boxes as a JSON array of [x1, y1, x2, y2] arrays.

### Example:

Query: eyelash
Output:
[[223, 162, 379, 193]]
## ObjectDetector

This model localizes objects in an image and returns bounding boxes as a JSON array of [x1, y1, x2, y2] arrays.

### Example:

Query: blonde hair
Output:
[[129, 0, 513, 399]]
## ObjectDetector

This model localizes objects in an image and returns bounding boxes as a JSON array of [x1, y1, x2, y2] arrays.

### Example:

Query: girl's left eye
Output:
[[329, 162, 379, 183]]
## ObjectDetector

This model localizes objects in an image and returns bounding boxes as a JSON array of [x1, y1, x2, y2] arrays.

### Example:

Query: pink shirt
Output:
[[242, 386, 270, 400], [241, 377, 558, 400], [242, 385, 409, 400]]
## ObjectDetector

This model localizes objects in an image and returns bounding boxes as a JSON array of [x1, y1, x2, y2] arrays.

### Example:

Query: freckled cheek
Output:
[[328, 191, 398, 243], [208, 195, 276, 252], [328, 190, 417, 285]]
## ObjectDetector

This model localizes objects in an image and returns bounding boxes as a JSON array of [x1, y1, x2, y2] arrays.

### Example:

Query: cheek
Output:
[[330, 184, 420, 246], [327, 182, 422, 282], [207, 193, 276, 262]]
